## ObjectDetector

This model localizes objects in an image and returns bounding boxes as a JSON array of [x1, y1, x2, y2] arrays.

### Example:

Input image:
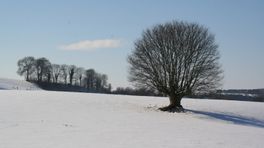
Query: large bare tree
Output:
[[128, 21, 223, 111]]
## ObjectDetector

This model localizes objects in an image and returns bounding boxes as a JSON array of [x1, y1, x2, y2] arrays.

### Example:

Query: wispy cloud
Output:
[[59, 39, 122, 51]]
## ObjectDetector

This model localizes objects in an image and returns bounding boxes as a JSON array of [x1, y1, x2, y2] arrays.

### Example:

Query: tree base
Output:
[[159, 105, 185, 113]]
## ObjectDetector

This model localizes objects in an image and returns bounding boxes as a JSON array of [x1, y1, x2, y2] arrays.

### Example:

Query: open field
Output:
[[0, 90, 264, 148]]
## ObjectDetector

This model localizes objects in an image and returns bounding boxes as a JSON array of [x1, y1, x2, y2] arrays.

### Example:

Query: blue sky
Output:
[[0, 0, 263, 89]]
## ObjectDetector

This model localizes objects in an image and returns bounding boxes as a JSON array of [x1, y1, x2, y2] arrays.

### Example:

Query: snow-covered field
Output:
[[0, 78, 40, 90], [0, 90, 264, 148]]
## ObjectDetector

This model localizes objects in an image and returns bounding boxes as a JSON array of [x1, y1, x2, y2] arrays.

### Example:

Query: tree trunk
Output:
[[160, 94, 184, 112], [70, 78, 72, 85], [26, 70, 29, 81], [169, 96, 182, 108]]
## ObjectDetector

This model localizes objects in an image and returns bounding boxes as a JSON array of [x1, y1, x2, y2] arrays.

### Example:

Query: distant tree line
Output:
[[188, 89, 264, 102], [112, 87, 163, 97], [17, 56, 111, 93], [111, 86, 264, 102]]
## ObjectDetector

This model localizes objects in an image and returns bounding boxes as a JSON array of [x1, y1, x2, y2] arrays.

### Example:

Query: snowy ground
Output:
[[0, 90, 264, 148], [0, 78, 40, 90]]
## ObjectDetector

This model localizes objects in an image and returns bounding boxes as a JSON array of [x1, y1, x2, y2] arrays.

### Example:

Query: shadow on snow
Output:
[[186, 109, 264, 128]]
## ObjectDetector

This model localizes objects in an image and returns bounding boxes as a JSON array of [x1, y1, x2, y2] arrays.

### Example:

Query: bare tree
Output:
[[60, 64, 69, 84], [45, 67, 52, 83], [101, 74, 108, 90], [35, 57, 52, 82], [85, 69, 96, 91], [75, 67, 85, 86], [128, 21, 223, 111], [94, 73, 109, 92], [95, 73, 102, 92], [17, 56, 35, 81], [108, 83, 112, 93], [51, 64, 61, 83], [68, 65, 77, 85]]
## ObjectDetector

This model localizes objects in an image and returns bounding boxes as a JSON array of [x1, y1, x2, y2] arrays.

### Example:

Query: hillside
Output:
[[0, 90, 263, 148], [0, 78, 41, 90]]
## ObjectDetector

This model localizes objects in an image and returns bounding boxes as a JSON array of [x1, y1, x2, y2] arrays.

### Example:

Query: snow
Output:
[[0, 90, 264, 148], [0, 78, 41, 90]]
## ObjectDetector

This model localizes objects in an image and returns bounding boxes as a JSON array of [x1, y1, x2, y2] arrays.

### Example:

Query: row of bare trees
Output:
[[17, 56, 111, 92]]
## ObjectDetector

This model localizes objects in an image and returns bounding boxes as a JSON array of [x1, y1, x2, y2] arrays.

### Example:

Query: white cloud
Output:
[[59, 39, 122, 51]]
